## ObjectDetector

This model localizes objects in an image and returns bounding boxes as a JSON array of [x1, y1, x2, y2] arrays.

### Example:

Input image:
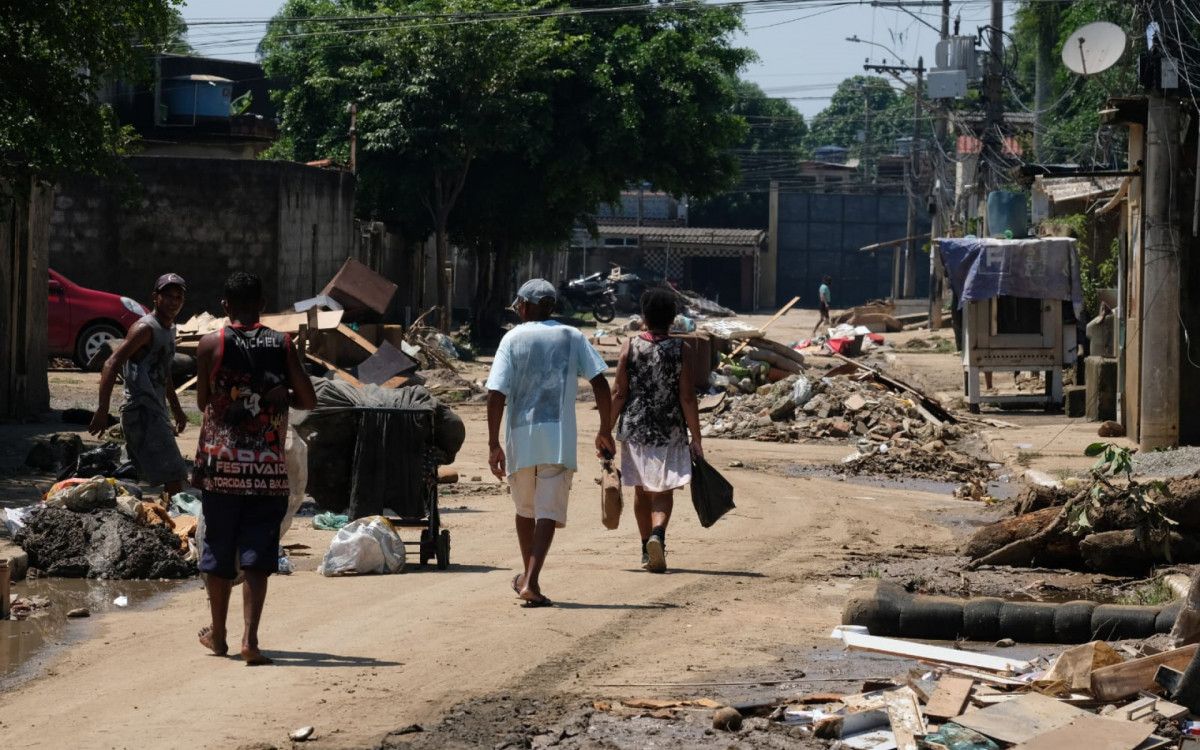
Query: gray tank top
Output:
[[121, 313, 175, 414]]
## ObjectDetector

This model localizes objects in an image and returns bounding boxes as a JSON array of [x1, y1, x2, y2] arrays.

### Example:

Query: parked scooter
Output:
[[559, 273, 617, 323]]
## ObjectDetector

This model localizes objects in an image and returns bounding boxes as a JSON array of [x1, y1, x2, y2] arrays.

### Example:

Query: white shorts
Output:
[[509, 464, 574, 528]]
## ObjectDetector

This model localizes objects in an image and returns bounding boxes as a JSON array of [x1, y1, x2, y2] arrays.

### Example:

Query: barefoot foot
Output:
[[198, 626, 228, 656], [241, 645, 274, 665]]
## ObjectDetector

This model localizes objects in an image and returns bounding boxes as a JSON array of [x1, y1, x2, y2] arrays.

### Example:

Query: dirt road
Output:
[[0, 310, 1005, 748], [0, 396, 984, 750]]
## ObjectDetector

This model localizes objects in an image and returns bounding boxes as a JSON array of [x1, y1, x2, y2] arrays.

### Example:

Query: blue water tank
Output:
[[987, 191, 1029, 237], [162, 75, 233, 119]]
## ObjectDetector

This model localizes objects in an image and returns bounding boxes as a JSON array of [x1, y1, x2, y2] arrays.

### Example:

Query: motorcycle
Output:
[[559, 272, 617, 323]]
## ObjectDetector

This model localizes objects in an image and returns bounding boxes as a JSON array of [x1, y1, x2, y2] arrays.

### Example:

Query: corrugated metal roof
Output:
[[1040, 176, 1124, 203], [600, 226, 766, 247]]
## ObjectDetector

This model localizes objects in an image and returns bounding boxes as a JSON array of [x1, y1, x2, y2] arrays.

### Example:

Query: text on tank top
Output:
[[194, 325, 291, 496]]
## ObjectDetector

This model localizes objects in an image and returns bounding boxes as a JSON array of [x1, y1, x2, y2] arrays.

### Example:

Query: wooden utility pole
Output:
[[903, 57, 925, 299], [980, 0, 1005, 199], [929, 0, 952, 329], [1139, 6, 1181, 451]]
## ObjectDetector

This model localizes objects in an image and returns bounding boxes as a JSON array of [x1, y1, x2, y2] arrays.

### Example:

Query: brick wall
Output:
[[49, 156, 355, 316]]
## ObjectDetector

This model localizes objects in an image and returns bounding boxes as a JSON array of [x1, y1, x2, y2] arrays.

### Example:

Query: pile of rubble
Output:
[[836, 443, 993, 486], [702, 369, 955, 447]]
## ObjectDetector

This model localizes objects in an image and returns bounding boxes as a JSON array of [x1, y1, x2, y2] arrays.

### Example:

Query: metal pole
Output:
[[348, 102, 358, 174]]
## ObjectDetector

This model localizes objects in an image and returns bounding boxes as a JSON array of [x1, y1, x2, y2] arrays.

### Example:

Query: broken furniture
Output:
[[939, 237, 1083, 413]]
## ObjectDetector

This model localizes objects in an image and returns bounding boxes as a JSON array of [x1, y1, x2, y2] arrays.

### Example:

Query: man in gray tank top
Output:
[[90, 273, 190, 495]]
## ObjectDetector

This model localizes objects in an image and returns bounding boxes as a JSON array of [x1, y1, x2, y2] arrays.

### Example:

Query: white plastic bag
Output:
[[0, 505, 37, 535], [279, 426, 309, 539], [790, 375, 814, 407], [319, 516, 406, 576]]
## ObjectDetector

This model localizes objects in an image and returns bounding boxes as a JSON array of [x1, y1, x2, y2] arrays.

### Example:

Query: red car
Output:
[[48, 269, 149, 369]]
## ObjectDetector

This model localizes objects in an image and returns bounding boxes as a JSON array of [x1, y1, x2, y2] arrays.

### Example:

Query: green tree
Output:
[[803, 75, 910, 177], [0, 1, 184, 183], [262, 0, 752, 333], [691, 79, 807, 229]]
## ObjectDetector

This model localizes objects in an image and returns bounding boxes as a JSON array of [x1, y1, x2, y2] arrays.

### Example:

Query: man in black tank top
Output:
[[193, 272, 316, 665]]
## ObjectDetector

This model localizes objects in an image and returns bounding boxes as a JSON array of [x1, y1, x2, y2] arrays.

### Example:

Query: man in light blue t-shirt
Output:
[[486, 278, 614, 608]]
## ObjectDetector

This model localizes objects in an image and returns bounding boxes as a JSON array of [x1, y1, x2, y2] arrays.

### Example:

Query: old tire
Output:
[[1091, 604, 1160, 641], [842, 579, 907, 635], [1053, 601, 1097, 643], [593, 302, 616, 323], [962, 597, 1005, 642], [998, 602, 1058, 643], [76, 322, 123, 371], [898, 596, 965, 640]]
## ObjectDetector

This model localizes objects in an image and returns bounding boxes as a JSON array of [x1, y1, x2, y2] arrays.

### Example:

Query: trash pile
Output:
[[10, 480, 196, 579]]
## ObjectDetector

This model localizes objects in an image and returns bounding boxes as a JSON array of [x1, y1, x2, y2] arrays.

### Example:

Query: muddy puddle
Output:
[[1, 576, 191, 689], [782, 463, 1021, 501]]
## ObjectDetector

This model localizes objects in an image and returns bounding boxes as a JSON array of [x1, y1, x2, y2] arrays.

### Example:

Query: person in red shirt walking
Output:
[[192, 272, 316, 664]]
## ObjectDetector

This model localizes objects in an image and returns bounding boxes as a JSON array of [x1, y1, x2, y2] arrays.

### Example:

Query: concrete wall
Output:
[[773, 191, 931, 308], [49, 156, 355, 316], [1, 183, 52, 419]]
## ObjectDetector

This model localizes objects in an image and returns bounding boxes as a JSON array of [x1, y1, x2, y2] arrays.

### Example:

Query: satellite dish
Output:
[[1062, 22, 1127, 76]]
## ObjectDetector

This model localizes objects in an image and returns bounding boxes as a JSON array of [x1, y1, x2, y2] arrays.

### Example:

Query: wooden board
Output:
[[883, 687, 925, 750], [305, 352, 363, 387], [1011, 715, 1152, 750], [1089, 644, 1199, 701], [954, 693, 1089, 745], [174, 375, 198, 394], [729, 296, 799, 357], [337, 324, 378, 356], [840, 631, 1032, 674], [923, 676, 973, 720]]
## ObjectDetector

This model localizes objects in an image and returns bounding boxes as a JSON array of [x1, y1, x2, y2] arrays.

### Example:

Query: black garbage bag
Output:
[[60, 441, 124, 481], [690, 457, 735, 528]]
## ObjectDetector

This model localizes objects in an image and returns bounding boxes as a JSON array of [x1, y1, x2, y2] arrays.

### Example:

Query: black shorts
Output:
[[199, 491, 288, 580], [819, 301, 830, 318]]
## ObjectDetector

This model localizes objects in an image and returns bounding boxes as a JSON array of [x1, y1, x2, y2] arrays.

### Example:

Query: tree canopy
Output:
[[802, 75, 912, 174], [261, 0, 753, 328], [0, 1, 184, 182], [691, 79, 807, 228]]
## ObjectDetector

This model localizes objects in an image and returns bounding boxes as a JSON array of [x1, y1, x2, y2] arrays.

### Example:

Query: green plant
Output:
[[1116, 578, 1175, 606], [864, 566, 882, 579], [1065, 443, 1178, 560]]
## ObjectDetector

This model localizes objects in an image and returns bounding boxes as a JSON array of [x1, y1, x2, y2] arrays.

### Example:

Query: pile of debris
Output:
[[703, 360, 958, 447], [12, 479, 196, 579], [836, 443, 993, 488]]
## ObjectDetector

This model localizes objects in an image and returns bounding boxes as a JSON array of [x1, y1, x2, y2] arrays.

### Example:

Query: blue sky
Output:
[[179, 0, 1013, 120]]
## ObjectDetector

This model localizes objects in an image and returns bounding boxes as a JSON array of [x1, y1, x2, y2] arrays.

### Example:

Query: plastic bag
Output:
[[44, 476, 117, 511], [690, 457, 735, 528], [1, 506, 37, 535], [318, 516, 406, 576], [67, 442, 124, 480], [169, 492, 203, 518], [790, 375, 814, 407], [600, 458, 623, 530], [922, 723, 999, 750], [312, 512, 350, 531]]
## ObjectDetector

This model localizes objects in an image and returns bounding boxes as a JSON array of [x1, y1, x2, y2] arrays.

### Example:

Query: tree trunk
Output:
[[435, 214, 449, 332]]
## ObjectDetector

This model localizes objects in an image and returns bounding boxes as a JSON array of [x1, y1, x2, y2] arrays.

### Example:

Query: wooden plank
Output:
[[174, 375, 198, 394], [883, 687, 925, 750], [840, 631, 1032, 674], [1011, 715, 1152, 750], [924, 676, 973, 720], [1089, 644, 1199, 702], [945, 667, 1028, 687], [729, 296, 800, 358], [1136, 692, 1189, 722], [954, 692, 1089, 745], [337, 324, 379, 356], [305, 352, 363, 387]]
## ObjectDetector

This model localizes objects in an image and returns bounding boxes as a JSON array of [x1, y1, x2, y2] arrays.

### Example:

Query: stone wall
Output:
[[49, 156, 355, 316]]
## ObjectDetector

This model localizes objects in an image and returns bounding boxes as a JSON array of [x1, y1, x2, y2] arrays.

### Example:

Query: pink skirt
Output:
[[620, 442, 692, 492]]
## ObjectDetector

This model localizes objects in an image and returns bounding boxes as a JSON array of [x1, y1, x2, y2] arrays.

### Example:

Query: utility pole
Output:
[[903, 57, 925, 298], [929, 0, 951, 328], [980, 0, 1005, 199], [862, 84, 874, 183], [864, 60, 926, 301], [1139, 6, 1180, 451], [347, 102, 358, 174]]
